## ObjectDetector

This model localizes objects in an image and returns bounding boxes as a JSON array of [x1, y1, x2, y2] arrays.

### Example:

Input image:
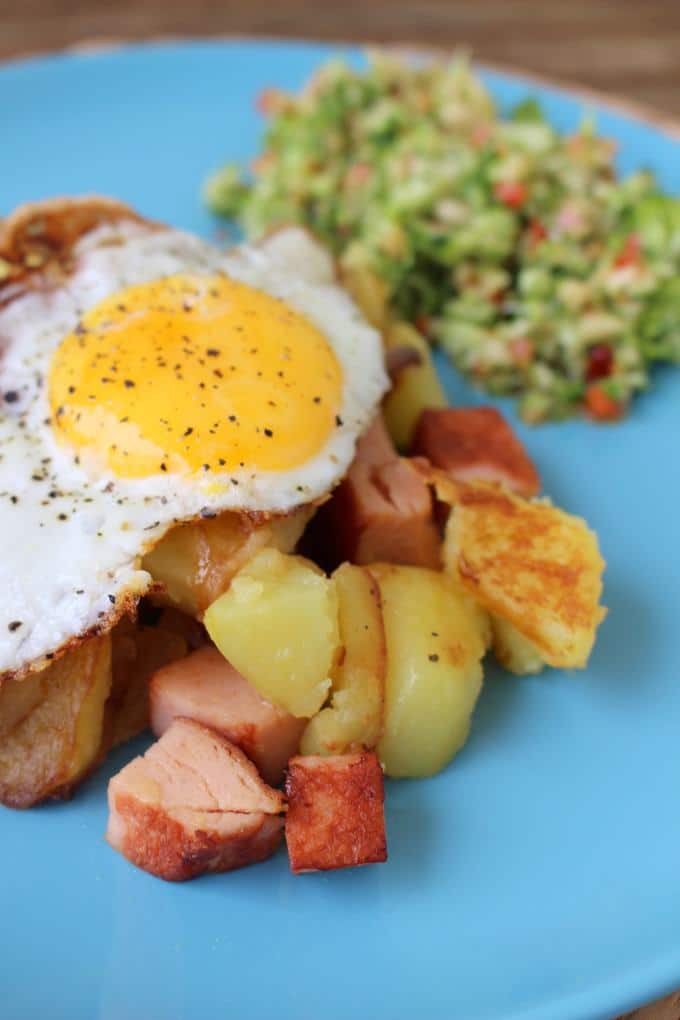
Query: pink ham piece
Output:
[[149, 646, 306, 786], [106, 718, 284, 881], [314, 415, 440, 569], [412, 407, 541, 498]]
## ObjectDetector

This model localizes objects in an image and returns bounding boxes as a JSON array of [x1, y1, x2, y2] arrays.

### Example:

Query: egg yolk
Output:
[[48, 274, 343, 478]]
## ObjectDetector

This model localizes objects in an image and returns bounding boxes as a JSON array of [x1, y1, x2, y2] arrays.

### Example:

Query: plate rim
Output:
[[2, 32, 680, 143]]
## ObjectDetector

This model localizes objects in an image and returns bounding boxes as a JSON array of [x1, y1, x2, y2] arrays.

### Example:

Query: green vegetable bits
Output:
[[204, 52, 680, 423]]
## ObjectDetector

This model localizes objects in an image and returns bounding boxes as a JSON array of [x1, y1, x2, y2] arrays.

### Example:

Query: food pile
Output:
[[207, 52, 680, 422], [0, 198, 606, 882]]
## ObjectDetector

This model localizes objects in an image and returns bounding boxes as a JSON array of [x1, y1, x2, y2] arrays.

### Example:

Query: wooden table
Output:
[[3, 0, 680, 116], [2, 2, 680, 1018]]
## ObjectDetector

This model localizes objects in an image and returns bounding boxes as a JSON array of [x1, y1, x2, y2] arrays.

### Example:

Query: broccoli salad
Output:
[[205, 52, 680, 422]]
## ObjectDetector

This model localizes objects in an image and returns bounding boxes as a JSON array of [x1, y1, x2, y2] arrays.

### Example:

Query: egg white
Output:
[[0, 221, 388, 676]]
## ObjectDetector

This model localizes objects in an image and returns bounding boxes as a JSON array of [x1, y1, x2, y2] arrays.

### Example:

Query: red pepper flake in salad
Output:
[[470, 123, 493, 148], [256, 88, 289, 116], [526, 219, 548, 247], [614, 233, 642, 268], [586, 344, 614, 382], [494, 181, 528, 209], [345, 162, 372, 188], [509, 338, 534, 367], [250, 152, 275, 176], [585, 384, 624, 421]]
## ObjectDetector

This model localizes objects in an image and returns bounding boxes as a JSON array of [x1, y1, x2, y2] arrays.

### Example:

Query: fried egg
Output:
[[0, 204, 388, 677]]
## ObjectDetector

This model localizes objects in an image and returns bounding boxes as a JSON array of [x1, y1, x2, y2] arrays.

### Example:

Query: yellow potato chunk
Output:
[[143, 506, 313, 617], [339, 261, 390, 331], [301, 563, 386, 755], [369, 563, 487, 778], [204, 548, 341, 718], [383, 322, 448, 451], [442, 481, 607, 669], [0, 634, 112, 807], [490, 616, 545, 676]]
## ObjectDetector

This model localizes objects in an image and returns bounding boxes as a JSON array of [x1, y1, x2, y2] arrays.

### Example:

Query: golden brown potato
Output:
[[301, 563, 386, 756], [0, 667, 44, 741], [382, 322, 447, 451], [337, 259, 446, 452], [0, 634, 112, 807], [285, 752, 387, 873], [370, 563, 488, 778], [0, 608, 190, 809], [490, 617, 545, 676], [107, 617, 189, 749], [339, 260, 390, 331], [204, 548, 341, 718], [441, 478, 607, 669], [143, 506, 314, 617]]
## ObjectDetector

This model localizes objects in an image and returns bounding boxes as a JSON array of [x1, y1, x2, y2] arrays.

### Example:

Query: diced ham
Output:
[[149, 646, 305, 786], [313, 415, 441, 569], [354, 413, 397, 467], [285, 752, 387, 873], [106, 719, 284, 881], [412, 407, 540, 498]]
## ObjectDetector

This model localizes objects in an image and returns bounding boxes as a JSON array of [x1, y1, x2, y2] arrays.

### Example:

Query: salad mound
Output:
[[206, 52, 680, 423]]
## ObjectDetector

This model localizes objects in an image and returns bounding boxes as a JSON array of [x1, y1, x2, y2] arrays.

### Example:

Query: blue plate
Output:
[[2, 39, 679, 1020]]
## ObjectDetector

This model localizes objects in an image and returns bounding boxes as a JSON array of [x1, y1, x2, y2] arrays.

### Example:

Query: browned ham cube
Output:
[[317, 415, 440, 569], [413, 406, 540, 498], [106, 719, 284, 881], [285, 752, 387, 873]]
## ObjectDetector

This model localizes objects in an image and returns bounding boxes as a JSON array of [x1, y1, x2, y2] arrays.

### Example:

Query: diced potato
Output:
[[204, 548, 341, 718], [383, 322, 447, 451], [143, 506, 313, 617], [108, 618, 189, 749], [145, 606, 209, 651], [339, 261, 390, 331], [0, 667, 44, 741], [490, 616, 545, 676], [441, 479, 607, 669], [301, 563, 385, 755], [0, 609, 190, 809], [338, 258, 447, 451], [285, 752, 387, 873], [369, 563, 488, 778], [0, 634, 112, 807], [143, 512, 266, 617]]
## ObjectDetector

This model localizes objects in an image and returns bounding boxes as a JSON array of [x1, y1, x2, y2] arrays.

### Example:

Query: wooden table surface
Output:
[[2, 2, 680, 1018], [3, 0, 680, 117]]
